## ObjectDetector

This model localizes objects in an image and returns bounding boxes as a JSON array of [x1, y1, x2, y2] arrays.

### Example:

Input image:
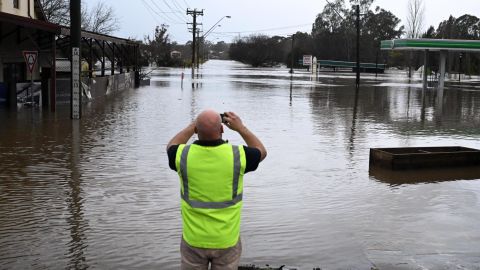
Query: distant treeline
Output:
[[139, 25, 230, 68], [229, 0, 480, 74]]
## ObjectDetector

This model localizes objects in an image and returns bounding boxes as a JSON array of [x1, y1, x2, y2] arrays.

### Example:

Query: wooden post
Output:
[[111, 43, 115, 75], [88, 38, 93, 78], [101, 41, 105, 77]]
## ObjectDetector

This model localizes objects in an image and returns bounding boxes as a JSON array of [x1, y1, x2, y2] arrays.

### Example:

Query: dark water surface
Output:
[[1, 60, 480, 269]]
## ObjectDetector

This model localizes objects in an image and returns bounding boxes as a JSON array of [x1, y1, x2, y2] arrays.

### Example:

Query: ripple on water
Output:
[[1, 60, 480, 269]]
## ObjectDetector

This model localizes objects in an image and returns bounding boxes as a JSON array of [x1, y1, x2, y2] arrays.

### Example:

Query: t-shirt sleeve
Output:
[[243, 146, 261, 173], [167, 145, 180, 171]]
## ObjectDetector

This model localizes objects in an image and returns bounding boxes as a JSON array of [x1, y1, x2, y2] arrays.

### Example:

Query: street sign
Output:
[[303, 55, 312, 66], [72, 47, 80, 119], [23, 51, 38, 73]]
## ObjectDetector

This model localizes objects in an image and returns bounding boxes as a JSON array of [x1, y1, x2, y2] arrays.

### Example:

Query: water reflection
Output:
[[67, 121, 88, 269], [289, 77, 293, 106], [348, 87, 360, 158], [370, 166, 480, 186], [1, 60, 480, 269], [309, 79, 480, 139]]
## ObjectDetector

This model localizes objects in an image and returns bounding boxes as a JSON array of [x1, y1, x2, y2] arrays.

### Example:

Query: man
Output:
[[167, 110, 267, 270]]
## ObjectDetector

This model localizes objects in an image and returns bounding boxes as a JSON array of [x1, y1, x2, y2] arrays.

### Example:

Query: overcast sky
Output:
[[86, 0, 480, 43]]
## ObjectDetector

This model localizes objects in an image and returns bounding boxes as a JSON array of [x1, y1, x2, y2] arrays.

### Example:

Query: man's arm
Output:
[[166, 122, 196, 151], [223, 112, 267, 161]]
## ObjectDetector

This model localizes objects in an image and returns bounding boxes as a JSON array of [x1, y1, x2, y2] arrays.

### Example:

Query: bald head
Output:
[[195, 110, 223, 141]]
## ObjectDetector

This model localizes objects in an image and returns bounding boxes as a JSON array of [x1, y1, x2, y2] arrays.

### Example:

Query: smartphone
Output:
[[220, 113, 227, 123]]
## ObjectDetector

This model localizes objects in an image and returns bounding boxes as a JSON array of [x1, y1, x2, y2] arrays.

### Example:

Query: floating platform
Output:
[[369, 146, 480, 170]]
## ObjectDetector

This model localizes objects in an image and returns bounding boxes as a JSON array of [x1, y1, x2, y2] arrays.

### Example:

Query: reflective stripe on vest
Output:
[[179, 144, 242, 209]]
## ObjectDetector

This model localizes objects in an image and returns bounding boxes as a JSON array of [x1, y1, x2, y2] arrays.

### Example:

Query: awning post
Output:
[[423, 49, 428, 91], [438, 50, 446, 90]]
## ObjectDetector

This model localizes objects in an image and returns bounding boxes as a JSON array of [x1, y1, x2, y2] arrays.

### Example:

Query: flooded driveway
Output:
[[1, 60, 480, 269]]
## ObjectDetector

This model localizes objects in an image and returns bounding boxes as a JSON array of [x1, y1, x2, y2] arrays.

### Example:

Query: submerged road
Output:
[[1, 60, 480, 269]]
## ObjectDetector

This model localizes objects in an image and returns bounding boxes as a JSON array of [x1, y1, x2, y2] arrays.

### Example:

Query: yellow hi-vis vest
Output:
[[175, 143, 246, 249]]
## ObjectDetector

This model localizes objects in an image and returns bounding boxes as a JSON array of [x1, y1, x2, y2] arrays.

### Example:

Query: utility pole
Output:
[[70, 0, 81, 119], [289, 34, 295, 74], [187, 9, 203, 79], [196, 30, 201, 69], [356, 4, 360, 88]]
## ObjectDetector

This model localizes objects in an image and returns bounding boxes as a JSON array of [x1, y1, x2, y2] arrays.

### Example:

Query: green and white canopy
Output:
[[381, 39, 480, 52], [380, 38, 480, 90]]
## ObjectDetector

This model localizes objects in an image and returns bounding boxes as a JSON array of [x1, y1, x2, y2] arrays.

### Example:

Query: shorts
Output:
[[180, 237, 242, 270]]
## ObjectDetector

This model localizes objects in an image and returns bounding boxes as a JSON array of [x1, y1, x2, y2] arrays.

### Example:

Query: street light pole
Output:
[[199, 16, 230, 67], [290, 34, 295, 74], [203, 16, 231, 39], [356, 4, 360, 88]]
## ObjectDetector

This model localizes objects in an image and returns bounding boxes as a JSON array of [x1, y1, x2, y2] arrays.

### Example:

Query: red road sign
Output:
[[23, 51, 38, 73]]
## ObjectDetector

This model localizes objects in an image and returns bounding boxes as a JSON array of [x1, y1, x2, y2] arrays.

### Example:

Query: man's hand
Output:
[[223, 112, 267, 161], [223, 112, 245, 132]]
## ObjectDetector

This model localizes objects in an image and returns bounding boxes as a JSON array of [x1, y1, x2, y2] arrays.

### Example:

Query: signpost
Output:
[[70, 0, 81, 119], [303, 55, 312, 67], [72, 48, 80, 119], [23, 51, 38, 106]]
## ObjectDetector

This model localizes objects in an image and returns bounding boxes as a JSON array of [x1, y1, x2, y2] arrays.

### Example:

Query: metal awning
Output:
[[381, 38, 480, 52], [60, 27, 139, 45], [0, 11, 60, 33]]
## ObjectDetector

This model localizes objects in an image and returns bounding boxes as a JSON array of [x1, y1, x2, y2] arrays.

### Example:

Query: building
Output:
[[0, 0, 58, 107], [170, 50, 181, 59], [0, 0, 42, 18], [0, 0, 140, 111]]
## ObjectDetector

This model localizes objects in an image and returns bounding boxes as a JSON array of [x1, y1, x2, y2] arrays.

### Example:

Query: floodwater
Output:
[[1, 60, 480, 269]]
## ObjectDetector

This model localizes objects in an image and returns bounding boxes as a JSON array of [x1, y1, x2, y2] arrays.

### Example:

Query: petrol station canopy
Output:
[[381, 38, 480, 52]]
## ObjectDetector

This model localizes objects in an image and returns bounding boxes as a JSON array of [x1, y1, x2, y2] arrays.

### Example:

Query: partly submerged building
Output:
[[0, 0, 140, 110]]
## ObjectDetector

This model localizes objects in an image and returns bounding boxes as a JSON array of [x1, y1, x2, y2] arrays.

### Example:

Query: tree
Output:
[[229, 1, 403, 68], [423, 14, 480, 75], [40, 0, 119, 35], [348, 0, 374, 15], [435, 15, 480, 40], [144, 25, 180, 67], [40, 0, 69, 25], [229, 34, 290, 67], [312, 0, 403, 63], [406, 0, 425, 38], [405, 0, 425, 77], [362, 6, 404, 61], [312, 0, 350, 61], [81, 1, 119, 34]]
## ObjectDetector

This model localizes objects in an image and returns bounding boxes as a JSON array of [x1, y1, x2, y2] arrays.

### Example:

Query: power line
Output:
[[141, 0, 163, 26], [212, 23, 312, 34], [150, 0, 185, 24], [149, 0, 184, 24], [141, 0, 181, 40], [182, 0, 190, 9], [172, 0, 185, 11], [325, 0, 345, 19], [160, 0, 189, 22], [209, 31, 299, 39], [171, 0, 190, 20]]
